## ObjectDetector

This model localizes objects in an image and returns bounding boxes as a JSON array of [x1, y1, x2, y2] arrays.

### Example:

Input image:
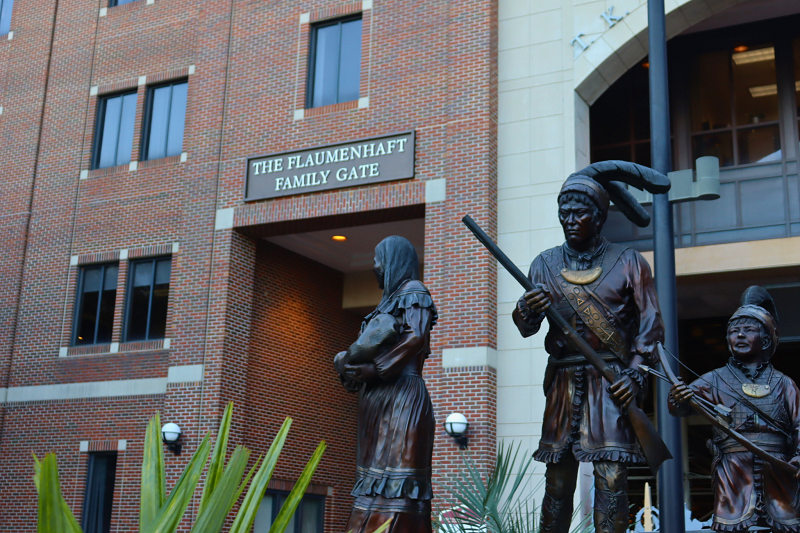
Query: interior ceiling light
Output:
[[732, 47, 774, 65], [641, 62, 649, 68], [331, 235, 347, 242], [749, 80, 800, 98], [733, 45, 749, 53]]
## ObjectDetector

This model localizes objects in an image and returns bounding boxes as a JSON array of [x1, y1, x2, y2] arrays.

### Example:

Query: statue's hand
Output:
[[609, 374, 639, 411], [522, 285, 550, 316], [789, 456, 800, 480], [344, 363, 378, 383], [670, 380, 694, 404]]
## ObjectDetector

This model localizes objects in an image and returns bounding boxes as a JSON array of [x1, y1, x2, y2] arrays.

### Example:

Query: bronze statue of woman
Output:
[[334, 235, 436, 533]]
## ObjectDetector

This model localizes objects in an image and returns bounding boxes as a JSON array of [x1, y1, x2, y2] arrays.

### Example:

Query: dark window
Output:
[[93, 92, 137, 169], [73, 263, 118, 346], [253, 491, 324, 533], [82, 452, 117, 533], [0, 0, 13, 35], [142, 80, 187, 161], [124, 257, 171, 342], [109, 0, 137, 7], [307, 16, 362, 108]]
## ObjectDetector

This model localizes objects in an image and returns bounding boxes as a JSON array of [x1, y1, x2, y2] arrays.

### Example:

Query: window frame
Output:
[[81, 452, 118, 533], [72, 263, 119, 347], [108, 0, 138, 7], [92, 90, 137, 170], [257, 490, 325, 533], [123, 256, 172, 343], [140, 79, 188, 162], [0, 0, 13, 36], [305, 14, 363, 109]]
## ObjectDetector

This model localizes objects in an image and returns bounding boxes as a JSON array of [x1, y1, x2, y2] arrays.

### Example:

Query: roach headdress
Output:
[[729, 285, 779, 356], [558, 160, 671, 227]]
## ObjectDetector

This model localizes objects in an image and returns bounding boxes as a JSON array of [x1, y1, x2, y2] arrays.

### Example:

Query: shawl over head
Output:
[[368, 235, 437, 327]]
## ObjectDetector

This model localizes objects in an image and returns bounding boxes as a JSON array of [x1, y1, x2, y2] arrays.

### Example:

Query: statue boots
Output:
[[594, 489, 628, 533], [593, 461, 629, 533], [539, 492, 574, 533]]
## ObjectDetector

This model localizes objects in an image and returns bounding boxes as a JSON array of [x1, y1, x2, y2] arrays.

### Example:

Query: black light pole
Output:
[[647, 0, 686, 531]]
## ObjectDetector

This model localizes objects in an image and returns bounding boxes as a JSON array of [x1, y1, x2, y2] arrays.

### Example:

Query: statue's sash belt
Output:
[[543, 246, 629, 362]]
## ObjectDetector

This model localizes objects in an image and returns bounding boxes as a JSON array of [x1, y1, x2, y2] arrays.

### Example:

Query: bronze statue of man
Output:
[[513, 163, 666, 533], [670, 286, 800, 532], [334, 235, 436, 533]]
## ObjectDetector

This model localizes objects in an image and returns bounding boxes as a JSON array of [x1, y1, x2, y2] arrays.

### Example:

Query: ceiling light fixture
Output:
[[733, 45, 749, 53], [331, 235, 347, 242], [732, 47, 774, 65]]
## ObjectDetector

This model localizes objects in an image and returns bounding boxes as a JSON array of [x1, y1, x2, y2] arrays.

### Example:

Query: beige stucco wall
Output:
[[495, 0, 757, 521]]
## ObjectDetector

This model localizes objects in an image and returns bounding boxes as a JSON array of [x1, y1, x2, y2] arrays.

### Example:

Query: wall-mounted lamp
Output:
[[444, 413, 469, 449], [161, 423, 182, 456], [627, 156, 721, 204]]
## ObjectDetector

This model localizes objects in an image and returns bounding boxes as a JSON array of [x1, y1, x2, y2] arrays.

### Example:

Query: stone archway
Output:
[[574, 0, 751, 105]]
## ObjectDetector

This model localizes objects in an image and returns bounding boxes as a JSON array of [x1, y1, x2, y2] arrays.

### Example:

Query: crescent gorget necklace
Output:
[[728, 361, 774, 398], [560, 240, 606, 285]]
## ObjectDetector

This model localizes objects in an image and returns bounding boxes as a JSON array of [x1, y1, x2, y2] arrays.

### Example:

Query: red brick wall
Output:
[[0, 0, 498, 528], [246, 240, 362, 533]]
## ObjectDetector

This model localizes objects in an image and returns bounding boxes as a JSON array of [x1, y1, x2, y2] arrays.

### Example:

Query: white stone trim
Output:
[[90, 86, 99, 96], [293, 109, 305, 121], [0, 388, 7, 404], [362, 0, 373, 10], [7, 31, 13, 40], [99, 7, 107, 16], [163, 338, 171, 349], [70, 255, 79, 266], [4, 377, 168, 403], [171, 242, 180, 253], [425, 178, 446, 203], [129, 161, 138, 171], [358, 96, 370, 108], [79, 441, 89, 452], [146, 0, 155, 4], [188, 65, 196, 75], [442, 347, 498, 369], [59, 347, 69, 358], [0, 106, 4, 115], [180, 152, 187, 162], [119, 248, 128, 260], [109, 342, 119, 353], [138, 75, 147, 86], [118, 439, 127, 451], [215, 208, 235, 230], [79, 170, 88, 180], [299, 12, 310, 24], [167, 364, 204, 383]]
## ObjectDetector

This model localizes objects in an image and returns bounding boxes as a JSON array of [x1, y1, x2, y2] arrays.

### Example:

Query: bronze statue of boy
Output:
[[670, 286, 800, 532], [513, 162, 667, 533]]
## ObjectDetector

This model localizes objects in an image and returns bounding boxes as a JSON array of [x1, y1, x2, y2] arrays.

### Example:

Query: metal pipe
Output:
[[647, 0, 686, 531]]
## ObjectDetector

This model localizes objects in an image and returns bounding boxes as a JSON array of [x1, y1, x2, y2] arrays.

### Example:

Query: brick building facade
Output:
[[0, 0, 498, 531]]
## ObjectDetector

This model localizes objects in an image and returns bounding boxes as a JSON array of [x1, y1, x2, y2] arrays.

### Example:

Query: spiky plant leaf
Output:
[[35, 453, 82, 533], [197, 402, 234, 517], [140, 411, 167, 531], [190, 445, 250, 533], [267, 441, 326, 533], [229, 417, 293, 533], [142, 434, 212, 533]]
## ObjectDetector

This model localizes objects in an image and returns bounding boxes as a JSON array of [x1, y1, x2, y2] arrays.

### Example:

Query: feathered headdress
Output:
[[559, 160, 672, 227]]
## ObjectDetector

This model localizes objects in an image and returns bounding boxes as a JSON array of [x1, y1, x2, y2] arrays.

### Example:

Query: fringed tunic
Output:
[[517, 239, 664, 465], [670, 360, 800, 532], [342, 280, 436, 533]]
